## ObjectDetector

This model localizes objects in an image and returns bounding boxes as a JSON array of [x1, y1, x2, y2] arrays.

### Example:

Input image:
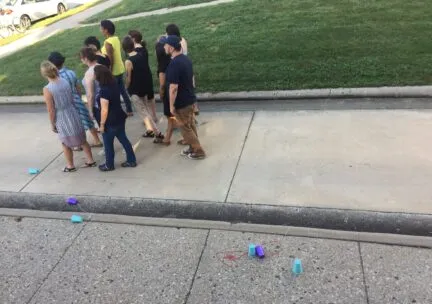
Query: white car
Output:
[[0, 0, 68, 30]]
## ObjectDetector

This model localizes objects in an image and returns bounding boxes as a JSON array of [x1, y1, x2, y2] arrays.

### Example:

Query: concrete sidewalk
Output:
[[0, 103, 432, 235], [0, 211, 431, 304]]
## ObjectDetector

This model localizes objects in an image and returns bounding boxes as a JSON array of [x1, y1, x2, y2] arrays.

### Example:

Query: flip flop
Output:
[[142, 130, 155, 138], [91, 143, 103, 148], [63, 167, 77, 173], [81, 162, 97, 168]]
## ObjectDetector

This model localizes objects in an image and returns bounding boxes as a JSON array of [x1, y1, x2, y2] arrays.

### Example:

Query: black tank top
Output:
[[128, 52, 153, 97]]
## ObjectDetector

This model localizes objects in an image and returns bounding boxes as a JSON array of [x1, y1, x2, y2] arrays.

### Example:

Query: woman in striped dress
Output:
[[48, 52, 103, 149], [41, 61, 96, 172]]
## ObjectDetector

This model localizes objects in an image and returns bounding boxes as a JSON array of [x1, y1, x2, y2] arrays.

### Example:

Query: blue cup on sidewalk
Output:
[[292, 258, 303, 275]]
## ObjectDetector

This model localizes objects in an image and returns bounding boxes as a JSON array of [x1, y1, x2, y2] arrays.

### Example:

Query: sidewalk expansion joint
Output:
[[183, 229, 210, 304], [358, 242, 370, 304], [224, 111, 255, 202]]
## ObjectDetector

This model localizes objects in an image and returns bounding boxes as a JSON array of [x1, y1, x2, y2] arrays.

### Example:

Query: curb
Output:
[[1, 191, 431, 236], [1, 208, 431, 248], [1, 86, 432, 105]]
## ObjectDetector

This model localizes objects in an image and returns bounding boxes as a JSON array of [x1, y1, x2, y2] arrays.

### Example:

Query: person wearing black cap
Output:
[[162, 35, 205, 159], [48, 51, 103, 149]]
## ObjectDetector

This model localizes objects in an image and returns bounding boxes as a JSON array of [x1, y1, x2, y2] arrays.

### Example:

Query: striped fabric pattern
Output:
[[59, 68, 94, 130], [45, 79, 86, 148]]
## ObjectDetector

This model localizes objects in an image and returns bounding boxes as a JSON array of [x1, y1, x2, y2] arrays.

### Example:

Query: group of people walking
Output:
[[41, 20, 206, 173]]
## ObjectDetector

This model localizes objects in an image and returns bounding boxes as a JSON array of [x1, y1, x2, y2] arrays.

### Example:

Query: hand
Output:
[[99, 125, 105, 134], [51, 124, 58, 133], [170, 105, 176, 116]]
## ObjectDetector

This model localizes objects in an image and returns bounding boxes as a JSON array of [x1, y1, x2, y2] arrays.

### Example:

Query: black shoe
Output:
[[121, 161, 137, 168], [142, 130, 155, 138], [153, 132, 165, 143], [99, 164, 115, 172]]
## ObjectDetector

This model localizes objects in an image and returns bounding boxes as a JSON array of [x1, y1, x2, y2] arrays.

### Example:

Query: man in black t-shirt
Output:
[[162, 35, 205, 159]]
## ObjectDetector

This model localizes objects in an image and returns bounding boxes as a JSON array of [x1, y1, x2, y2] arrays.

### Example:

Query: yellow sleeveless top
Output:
[[102, 36, 125, 76]]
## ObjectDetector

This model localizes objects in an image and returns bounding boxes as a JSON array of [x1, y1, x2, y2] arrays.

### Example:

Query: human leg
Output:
[[62, 144, 75, 170], [115, 124, 136, 165], [101, 127, 116, 170], [175, 105, 205, 157], [115, 74, 133, 114]]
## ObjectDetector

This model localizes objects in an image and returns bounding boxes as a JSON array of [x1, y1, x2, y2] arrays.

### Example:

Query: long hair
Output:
[[94, 65, 115, 86]]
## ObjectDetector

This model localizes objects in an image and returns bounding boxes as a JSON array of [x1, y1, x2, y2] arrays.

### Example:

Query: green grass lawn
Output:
[[1, 0, 432, 96], [83, 0, 214, 23]]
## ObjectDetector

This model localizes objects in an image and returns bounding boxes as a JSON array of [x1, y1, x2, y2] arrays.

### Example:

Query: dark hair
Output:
[[100, 20, 115, 35], [122, 36, 135, 54], [128, 29, 146, 48], [94, 65, 114, 86], [84, 36, 101, 51], [79, 47, 97, 62], [166, 24, 181, 38], [48, 51, 65, 69], [128, 30, 142, 43]]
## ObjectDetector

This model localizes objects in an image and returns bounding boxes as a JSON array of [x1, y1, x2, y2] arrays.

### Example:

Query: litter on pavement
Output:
[[248, 243, 256, 257], [292, 258, 303, 275], [255, 245, 265, 259], [28, 168, 40, 175], [70, 215, 83, 223], [66, 197, 78, 205]]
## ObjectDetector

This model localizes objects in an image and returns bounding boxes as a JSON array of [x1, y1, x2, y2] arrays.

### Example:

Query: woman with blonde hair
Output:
[[41, 61, 96, 172]]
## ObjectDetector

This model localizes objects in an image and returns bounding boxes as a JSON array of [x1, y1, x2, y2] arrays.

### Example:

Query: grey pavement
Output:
[[1, 103, 432, 215], [0, 0, 121, 59], [0, 213, 430, 304]]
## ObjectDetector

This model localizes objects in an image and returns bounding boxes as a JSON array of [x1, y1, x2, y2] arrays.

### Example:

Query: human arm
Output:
[[84, 75, 95, 119], [43, 87, 57, 132], [169, 83, 178, 115], [75, 83, 83, 97], [71, 71, 83, 96], [104, 41, 114, 72], [99, 98, 109, 133], [180, 38, 188, 55], [156, 42, 170, 99], [124, 60, 132, 89], [159, 72, 166, 99]]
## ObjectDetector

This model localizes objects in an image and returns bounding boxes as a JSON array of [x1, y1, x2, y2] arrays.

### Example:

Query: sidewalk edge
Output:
[[1, 191, 431, 236], [1, 86, 432, 105], [1, 208, 430, 248]]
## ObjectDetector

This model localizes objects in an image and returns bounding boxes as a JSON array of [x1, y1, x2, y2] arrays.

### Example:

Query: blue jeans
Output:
[[115, 74, 133, 113], [102, 123, 136, 168]]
